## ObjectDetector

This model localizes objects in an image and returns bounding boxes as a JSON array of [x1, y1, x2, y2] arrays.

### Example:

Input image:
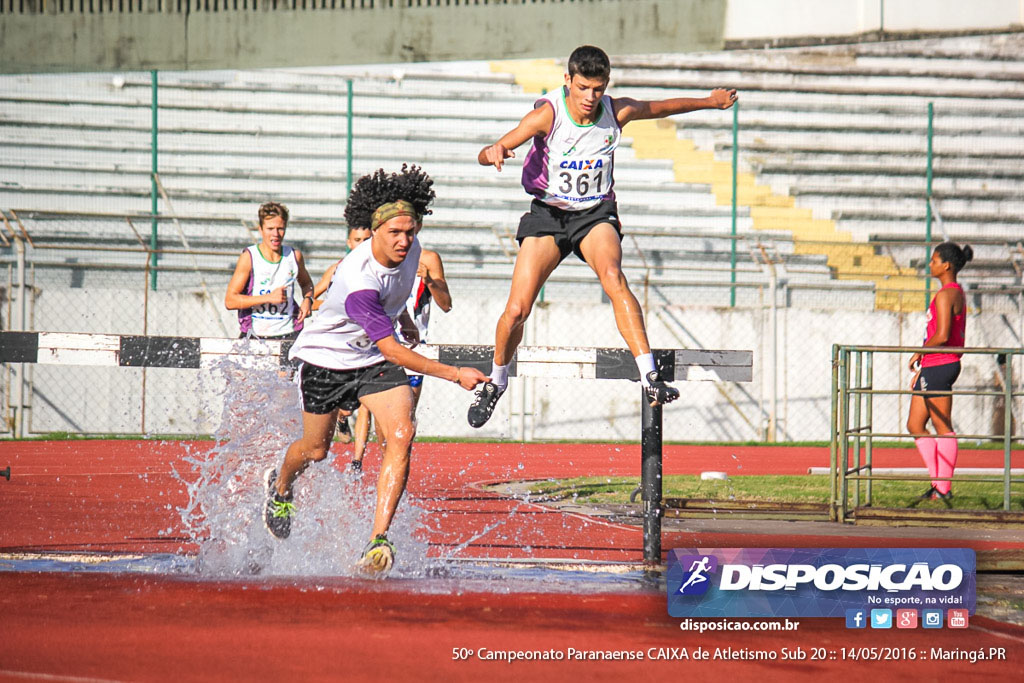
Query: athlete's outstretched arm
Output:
[[376, 336, 486, 390], [312, 261, 340, 304], [345, 288, 487, 389], [224, 251, 284, 310], [293, 249, 315, 323], [419, 249, 452, 312], [614, 89, 737, 126], [477, 103, 555, 171]]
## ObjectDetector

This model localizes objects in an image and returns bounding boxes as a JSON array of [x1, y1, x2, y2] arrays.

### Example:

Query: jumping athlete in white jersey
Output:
[[225, 201, 314, 341], [262, 166, 487, 574], [468, 45, 737, 428]]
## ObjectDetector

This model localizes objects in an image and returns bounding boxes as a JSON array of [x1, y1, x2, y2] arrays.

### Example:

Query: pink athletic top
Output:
[[921, 282, 966, 367]]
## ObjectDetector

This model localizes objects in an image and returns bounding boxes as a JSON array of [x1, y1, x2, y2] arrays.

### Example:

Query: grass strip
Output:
[[521, 474, 1024, 511]]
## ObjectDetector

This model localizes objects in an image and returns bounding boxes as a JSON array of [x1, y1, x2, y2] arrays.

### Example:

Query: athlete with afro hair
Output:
[[263, 165, 487, 574]]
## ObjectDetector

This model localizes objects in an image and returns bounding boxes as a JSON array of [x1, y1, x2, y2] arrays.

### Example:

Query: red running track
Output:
[[1, 440, 1022, 681]]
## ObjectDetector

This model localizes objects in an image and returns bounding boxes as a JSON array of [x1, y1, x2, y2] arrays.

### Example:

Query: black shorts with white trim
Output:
[[298, 360, 410, 414], [516, 198, 622, 261]]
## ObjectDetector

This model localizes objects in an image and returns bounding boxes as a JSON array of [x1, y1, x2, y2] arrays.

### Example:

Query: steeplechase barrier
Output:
[[1, 331, 752, 564]]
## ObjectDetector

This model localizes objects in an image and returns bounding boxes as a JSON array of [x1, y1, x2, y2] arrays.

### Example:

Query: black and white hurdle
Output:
[[0, 331, 753, 564]]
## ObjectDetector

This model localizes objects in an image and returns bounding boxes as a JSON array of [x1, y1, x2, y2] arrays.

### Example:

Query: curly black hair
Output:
[[344, 164, 435, 230]]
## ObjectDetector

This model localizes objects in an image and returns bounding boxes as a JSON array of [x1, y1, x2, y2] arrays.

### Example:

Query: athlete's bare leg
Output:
[[907, 394, 954, 435], [493, 236, 564, 365], [352, 407, 371, 465], [358, 385, 417, 538], [578, 223, 651, 357], [276, 410, 337, 495]]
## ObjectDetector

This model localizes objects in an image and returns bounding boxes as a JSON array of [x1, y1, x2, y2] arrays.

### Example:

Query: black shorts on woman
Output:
[[913, 361, 961, 395], [298, 360, 410, 414], [516, 198, 622, 261]]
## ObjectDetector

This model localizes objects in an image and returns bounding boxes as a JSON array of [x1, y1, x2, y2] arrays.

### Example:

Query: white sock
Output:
[[636, 353, 656, 386], [490, 362, 509, 389]]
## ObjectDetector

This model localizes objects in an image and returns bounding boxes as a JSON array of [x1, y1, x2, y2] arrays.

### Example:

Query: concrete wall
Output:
[[6, 0, 1024, 74], [0, 0, 728, 73], [725, 0, 1024, 43]]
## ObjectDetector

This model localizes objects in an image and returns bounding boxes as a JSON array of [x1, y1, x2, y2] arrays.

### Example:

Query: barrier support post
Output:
[[641, 394, 663, 565], [829, 344, 840, 521], [1004, 352, 1014, 512]]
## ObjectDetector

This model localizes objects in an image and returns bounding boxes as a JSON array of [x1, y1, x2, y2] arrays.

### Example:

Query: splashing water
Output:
[[173, 359, 429, 579]]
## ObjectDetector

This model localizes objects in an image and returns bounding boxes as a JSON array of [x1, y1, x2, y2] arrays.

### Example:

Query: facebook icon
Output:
[[845, 609, 867, 629]]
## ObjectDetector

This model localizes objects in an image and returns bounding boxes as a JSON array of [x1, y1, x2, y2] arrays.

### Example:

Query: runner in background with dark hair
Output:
[[908, 242, 974, 504]]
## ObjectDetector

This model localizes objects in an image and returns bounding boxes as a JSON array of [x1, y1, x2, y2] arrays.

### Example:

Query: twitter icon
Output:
[[870, 609, 892, 629]]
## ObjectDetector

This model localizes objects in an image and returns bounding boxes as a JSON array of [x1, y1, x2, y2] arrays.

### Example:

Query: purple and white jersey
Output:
[[521, 87, 619, 211], [289, 238, 421, 370], [238, 244, 302, 338]]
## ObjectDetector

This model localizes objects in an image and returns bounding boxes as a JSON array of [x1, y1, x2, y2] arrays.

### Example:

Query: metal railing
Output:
[[0, 0, 599, 15], [830, 344, 1024, 522]]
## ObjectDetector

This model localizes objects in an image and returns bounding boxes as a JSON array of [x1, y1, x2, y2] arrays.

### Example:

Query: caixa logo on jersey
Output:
[[666, 548, 976, 618]]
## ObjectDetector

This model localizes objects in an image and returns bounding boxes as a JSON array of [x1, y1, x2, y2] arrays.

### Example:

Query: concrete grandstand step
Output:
[[792, 194, 1024, 222], [0, 108, 518, 143], [839, 218, 1024, 242], [729, 129, 1023, 157], [0, 182, 732, 220], [0, 81, 534, 115], [670, 107, 1023, 136], [613, 86, 1024, 119], [612, 50, 1024, 82], [611, 68, 1024, 100], [743, 152, 1024, 181], [784, 180, 1023, 202]]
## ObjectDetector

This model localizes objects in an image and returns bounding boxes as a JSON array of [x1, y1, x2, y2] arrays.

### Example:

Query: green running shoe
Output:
[[358, 535, 396, 574], [263, 467, 295, 540]]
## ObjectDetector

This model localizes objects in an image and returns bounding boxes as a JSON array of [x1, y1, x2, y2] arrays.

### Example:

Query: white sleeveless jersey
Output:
[[406, 275, 432, 342], [239, 244, 301, 338], [289, 238, 421, 370], [521, 87, 620, 211]]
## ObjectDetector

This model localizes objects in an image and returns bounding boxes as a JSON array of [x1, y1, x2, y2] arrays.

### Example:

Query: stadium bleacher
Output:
[[1, 33, 1022, 307]]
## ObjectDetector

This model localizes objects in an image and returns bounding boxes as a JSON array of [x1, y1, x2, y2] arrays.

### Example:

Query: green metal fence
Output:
[[830, 344, 1024, 522]]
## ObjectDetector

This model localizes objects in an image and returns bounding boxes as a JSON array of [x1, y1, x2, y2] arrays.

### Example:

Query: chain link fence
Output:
[[2, 55, 1023, 442]]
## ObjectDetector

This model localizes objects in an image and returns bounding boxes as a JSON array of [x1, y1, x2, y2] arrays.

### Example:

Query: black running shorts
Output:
[[913, 361, 961, 395], [516, 198, 622, 261], [298, 360, 410, 414], [237, 330, 301, 341]]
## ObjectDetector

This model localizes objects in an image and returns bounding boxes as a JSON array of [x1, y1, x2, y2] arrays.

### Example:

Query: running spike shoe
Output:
[[644, 371, 680, 406], [467, 381, 505, 428], [358, 535, 396, 574], [263, 467, 295, 540]]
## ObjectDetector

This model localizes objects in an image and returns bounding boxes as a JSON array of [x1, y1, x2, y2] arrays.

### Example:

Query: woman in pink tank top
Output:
[[907, 242, 973, 503]]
